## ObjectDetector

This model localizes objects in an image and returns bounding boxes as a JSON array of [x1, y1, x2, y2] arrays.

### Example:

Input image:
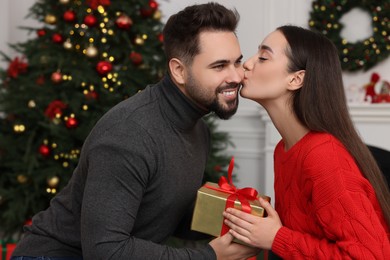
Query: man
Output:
[[12, 2, 258, 259]]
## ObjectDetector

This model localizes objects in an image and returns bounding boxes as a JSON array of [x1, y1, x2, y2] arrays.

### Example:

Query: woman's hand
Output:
[[223, 197, 283, 249]]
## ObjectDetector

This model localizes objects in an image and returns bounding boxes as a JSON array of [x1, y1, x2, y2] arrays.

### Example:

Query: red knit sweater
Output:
[[271, 132, 390, 259]]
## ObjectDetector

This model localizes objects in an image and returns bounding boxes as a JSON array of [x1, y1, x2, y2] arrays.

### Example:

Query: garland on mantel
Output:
[[309, 0, 389, 72]]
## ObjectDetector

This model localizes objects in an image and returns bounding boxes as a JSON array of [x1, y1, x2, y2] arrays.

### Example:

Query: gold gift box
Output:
[[191, 182, 270, 240]]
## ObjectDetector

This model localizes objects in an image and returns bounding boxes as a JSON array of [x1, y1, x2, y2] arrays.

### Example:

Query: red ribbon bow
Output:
[[206, 157, 259, 235]]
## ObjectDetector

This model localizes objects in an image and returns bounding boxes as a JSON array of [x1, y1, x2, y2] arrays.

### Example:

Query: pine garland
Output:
[[309, 0, 389, 71]]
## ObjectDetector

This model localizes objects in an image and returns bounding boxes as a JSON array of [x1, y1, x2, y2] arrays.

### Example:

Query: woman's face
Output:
[[240, 30, 292, 104]]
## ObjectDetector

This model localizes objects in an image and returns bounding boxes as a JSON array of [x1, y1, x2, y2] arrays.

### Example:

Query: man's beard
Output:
[[186, 72, 239, 120], [208, 92, 239, 119]]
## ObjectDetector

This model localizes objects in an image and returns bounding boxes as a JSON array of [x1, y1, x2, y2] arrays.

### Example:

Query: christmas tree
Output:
[[0, 0, 232, 238]]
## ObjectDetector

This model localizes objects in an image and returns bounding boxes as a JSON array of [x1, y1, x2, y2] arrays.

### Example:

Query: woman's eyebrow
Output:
[[258, 44, 273, 54]]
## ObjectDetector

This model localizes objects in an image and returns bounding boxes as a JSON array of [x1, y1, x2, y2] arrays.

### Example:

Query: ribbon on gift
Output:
[[204, 157, 259, 235]]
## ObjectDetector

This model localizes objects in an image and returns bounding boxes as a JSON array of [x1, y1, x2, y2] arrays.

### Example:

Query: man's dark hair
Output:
[[162, 2, 239, 66]]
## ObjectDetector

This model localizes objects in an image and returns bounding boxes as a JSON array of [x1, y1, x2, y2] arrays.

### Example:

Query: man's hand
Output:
[[209, 232, 260, 260]]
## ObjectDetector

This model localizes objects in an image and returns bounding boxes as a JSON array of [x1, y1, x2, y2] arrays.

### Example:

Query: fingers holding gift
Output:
[[223, 208, 257, 246], [223, 202, 283, 250]]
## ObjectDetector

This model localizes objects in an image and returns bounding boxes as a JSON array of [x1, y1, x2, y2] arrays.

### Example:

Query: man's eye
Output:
[[214, 64, 225, 69], [259, 57, 268, 62]]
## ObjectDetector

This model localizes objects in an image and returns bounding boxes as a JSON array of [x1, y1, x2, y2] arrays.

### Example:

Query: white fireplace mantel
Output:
[[260, 103, 390, 202]]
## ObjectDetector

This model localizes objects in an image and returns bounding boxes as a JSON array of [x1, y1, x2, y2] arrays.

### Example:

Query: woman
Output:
[[223, 25, 390, 259]]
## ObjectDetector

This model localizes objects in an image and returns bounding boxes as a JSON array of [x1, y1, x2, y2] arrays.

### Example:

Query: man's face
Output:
[[183, 31, 243, 120]]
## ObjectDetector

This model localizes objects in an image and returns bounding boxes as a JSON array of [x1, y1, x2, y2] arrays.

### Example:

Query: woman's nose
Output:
[[243, 60, 252, 72], [243, 55, 257, 71]]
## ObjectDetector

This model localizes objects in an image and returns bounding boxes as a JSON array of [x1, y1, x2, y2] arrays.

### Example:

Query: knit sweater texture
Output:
[[271, 131, 390, 259], [12, 75, 216, 259]]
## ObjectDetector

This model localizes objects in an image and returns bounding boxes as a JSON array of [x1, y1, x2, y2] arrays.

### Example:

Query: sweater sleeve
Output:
[[272, 140, 390, 259], [80, 125, 215, 260]]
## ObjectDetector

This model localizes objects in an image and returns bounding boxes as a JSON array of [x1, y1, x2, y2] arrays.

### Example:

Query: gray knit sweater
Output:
[[12, 75, 216, 259]]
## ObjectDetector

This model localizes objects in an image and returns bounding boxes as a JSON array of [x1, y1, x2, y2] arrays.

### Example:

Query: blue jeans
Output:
[[11, 257, 82, 260]]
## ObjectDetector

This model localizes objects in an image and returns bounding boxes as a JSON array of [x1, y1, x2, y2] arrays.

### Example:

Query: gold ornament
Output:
[[134, 36, 144, 45], [28, 100, 36, 108], [17, 174, 28, 184], [40, 55, 49, 64], [59, 0, 70, 4], [153, 10, 161, 20], [63, 40, 73, 50], [47, 176, 60, 188], [85, 45, 98, 57], [45, 14, 57, 25], [52, 118, 61, 125]]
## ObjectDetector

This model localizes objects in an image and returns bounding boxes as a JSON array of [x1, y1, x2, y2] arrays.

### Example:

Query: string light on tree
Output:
[[13, 124, 26, 133]]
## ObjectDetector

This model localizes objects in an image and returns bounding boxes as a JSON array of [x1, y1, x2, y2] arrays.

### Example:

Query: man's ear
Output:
[[168, 58, 186, 85], [287, 70, 305, 90]]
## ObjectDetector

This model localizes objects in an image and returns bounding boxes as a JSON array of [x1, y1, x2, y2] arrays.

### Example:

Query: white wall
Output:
[[1, 0, 389, 199]]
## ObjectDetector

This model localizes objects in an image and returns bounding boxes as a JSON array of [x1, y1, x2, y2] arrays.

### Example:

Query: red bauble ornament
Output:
[[66, 117, 78, 128], [149, 0, 158, 10], [39, 144, 51, 157], [63, 10, 76, 22], [96, 61, 112, 75], [51, 71, 62, 83], [130, 52, 143, 65], [45, 100, 67, 119], [157, 33, 164, 43], [37, 29, 46, 37], [85, 90, 99, 100], [36, 75, 45, 85], [52, 33, 64, 44], [7, 57, 28, 78], [115, 14, 133, 30], [24, 219, 33, 226], [140, 0, 158, 17], [84, 14, 98, 27]]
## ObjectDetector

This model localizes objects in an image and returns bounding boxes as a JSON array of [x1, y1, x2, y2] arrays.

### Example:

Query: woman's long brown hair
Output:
[[278, 25, 390, 226]]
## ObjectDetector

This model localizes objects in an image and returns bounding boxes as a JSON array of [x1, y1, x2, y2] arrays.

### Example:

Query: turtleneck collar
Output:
[[158, 74, 209, 130]]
